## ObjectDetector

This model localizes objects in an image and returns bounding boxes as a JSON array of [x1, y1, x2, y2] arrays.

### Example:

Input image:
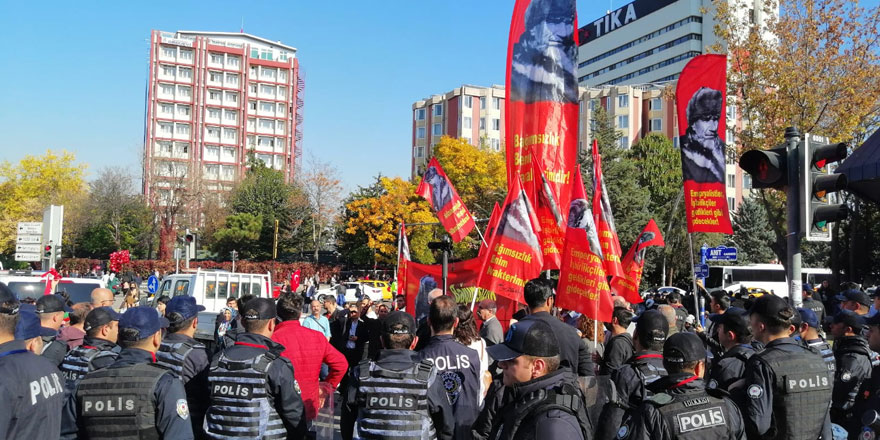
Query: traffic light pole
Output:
[[785, 127, 803, 307]]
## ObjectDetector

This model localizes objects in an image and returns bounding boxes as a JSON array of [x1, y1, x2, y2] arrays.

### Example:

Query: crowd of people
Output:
[[1, 274, 880, 439]]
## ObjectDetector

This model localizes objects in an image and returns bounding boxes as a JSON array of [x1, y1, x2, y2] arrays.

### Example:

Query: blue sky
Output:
[[0, 1, 675, 192]]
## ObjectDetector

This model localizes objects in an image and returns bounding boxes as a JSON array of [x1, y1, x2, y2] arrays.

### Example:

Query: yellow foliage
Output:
[[432, 136, 507, 217], [0, 150, 88, 254]]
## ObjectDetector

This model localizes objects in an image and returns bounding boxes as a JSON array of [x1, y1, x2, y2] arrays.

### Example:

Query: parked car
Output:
[[0, 271, 105, 304], [315, 281, 383, 304], [358, 279, 393, 300]]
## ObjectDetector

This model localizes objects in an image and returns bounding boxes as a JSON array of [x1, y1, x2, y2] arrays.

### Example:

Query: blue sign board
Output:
[[695, 264, 710, 278], [706, 246, 737, 261], [147, 275, 159, 294]]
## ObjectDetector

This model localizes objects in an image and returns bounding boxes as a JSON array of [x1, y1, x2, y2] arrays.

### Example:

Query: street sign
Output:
[[147, 275, 159, 294], [15, 253, 41, 262], [695, 264, 709, 278], [16, 235, 41, 244], [17, 222, 43, 235], [706, 246, 738, 261], [15, 244, 41, 253]]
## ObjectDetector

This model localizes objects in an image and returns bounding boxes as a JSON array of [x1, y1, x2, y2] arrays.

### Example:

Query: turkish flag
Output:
[[416, 157, 476, 242], [290, 270, 301, 293], [557, 165, 613, 322], [610, 219, 665, 304]]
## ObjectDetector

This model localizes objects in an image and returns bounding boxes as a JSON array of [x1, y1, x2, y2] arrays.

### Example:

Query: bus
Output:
[[705, 264, 832, 297]]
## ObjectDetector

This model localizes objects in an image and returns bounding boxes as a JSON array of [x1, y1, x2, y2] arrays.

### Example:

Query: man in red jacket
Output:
[[273, 293, 348, 422]]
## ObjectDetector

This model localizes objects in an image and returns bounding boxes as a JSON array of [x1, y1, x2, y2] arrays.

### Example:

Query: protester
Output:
[[657, 305, 679, 337], [454, 303, 491, 405], [706, 306, 754, 392], [213, 306, 238, 350], [666, 292, 688, 332], [395, 293, 407, 312], [36, 294, 71, 366], [600, 306, 634, 375], [701, 290, 729, 359], [346, 311, 454, 440], [342, 306, 369, 367], [829, 310, 872, 428], [204, 298, 306, 438], [477, 299, 504, 346], [155, 295, 170, 316], [303, 299, 332, 340], [576, 313, 605, 362], [90, 288, 114, 309], [324, 296, 348, 351], [58, 302, 92, 349]]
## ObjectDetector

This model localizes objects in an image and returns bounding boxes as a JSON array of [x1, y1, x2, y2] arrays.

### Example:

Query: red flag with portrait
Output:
[[416, 157, 476, 242], [610, 219, 665, 304], [530, 153, 565, 270], [676, 54, 732, 234], [556, 165, 613, 322], [505, 0, 579, 222], [592, 140, 624, 278]]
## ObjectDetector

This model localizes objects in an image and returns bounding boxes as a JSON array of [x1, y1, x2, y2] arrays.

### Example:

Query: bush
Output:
[[57, 258, 341, 283]]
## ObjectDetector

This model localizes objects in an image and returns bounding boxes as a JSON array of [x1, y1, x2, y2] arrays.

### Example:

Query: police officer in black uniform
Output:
[[36, 293, 72, 365], [738, 295, 833, 440], [204, 297, 305, 439], [16, 304, 47, 353], [706, 307, 754, 392], [829, 310, 873, 430], [597, 309, 669, 440], [618, 332, 745, 439], [802, 284, 827, 328], [75, 306, 193, 439], [60, 306, 122, 439], [0, 284, 70, 438], [853, 313, 880, 438], [347, 311, 454, 440], [156, 296, 210, 438], [796, 308, 835, 374]]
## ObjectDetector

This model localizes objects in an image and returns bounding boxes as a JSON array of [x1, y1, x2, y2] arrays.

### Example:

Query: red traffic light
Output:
[[810, 142, 847, 170], [740, 147, 788, 188], [44, 245, 51, 251]]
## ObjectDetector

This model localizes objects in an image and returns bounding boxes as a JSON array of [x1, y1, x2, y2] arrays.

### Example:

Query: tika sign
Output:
[[578, 0, 678, 44]]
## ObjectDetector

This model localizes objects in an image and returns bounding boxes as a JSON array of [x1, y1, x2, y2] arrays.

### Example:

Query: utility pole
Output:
[[784, 127, 803, 306], [231, 250, 238, 273]]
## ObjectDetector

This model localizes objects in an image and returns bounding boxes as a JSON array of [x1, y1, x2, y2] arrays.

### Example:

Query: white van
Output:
[[148, 268, 273, 343], [0, 271, 105, 304]]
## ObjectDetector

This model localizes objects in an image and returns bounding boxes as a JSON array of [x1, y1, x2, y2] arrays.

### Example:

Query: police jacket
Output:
[[156, 333, 209, 437], [700, 315, 724, 359], [596, 351, 667, 440], [620, 373, 745, 440], [803, 298, 826, 324], [75, 347, 193, 440], [490, 369, 587, 440], [41, 328, 69, 366], [206, 332, 305, 439], [831, 335, 873, 423], [737, 337, 833, 440], [806, 337, 836, 378], [853, 364, 880, 438], [521, 311, 595, 377], [0, 339, 65, 439], [601, 333, 634, 375], [346, 348, 454, 440], [59, 337, 120, 440], [707, 344, 755, 392], [419, 334, 482, 440]]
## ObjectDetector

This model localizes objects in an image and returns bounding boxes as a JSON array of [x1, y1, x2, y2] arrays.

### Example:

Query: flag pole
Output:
[[469, 286, 480, 310], [594, 288, 599, 352], [473, 215, 488, 248], [395, 224, 402, 281]]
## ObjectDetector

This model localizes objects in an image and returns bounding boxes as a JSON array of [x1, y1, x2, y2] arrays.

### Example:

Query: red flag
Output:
[[610, 219, 665, 304], [676, 54, 733, 234], [416, 157, 476, 242], [478, 203, 502, 258], [505, 0, 579, 220], [477, 177, 543, 303], [557, 165, 613, 322], [290, 269, 301, 293], [530, 154, 565, 270], [592, 139, 624, 277], [396, 225, 410, 295]]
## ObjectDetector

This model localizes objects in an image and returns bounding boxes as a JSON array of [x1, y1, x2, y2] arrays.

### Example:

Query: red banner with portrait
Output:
[[416, 157, 476, 242], [592, 139, 624, 277], [609, 219, 665, 304], [505, 0, 579, 225], [676, 54, 733, 234], [531, 153, 565, 270]]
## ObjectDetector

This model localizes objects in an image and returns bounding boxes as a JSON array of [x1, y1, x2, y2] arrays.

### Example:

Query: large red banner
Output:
[[676, 54, 733, 234], [416, 157, 476, 242], [609, 219, 665, 304], [531, 154, 565, 270], [557, 166, 613, 322], [591, 139, 624, 277], [505, 0, 579, 226]]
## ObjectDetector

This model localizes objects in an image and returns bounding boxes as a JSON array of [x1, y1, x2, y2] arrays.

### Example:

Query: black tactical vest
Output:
[[753, 344, 833, 439], [356, 359, 438, 440], [155, 338, 205, 379], [633, 355, 667, 402], [76, 363, 166, 440], [498, 380, 592, 440], [650, 391, 732, 439], [807, 339, 836, 379], [59, 344, 119, 388], [204, 351, 286, 439]]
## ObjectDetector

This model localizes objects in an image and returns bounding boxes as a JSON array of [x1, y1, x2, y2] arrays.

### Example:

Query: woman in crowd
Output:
[[453, 304, 491, 404]]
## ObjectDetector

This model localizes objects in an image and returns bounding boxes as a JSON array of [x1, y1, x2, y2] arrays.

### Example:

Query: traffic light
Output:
[[740, 146, 789, 189], [800, 134, 848, 241], [185, 229, 195, 243], [44, 244, 53, 259]]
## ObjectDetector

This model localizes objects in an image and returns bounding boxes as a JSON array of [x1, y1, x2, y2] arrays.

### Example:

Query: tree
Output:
[[213, 213, 263, 258], [731, 197, 777, 264], [714, 0, 880, 268], [299, 155, 344, 262], [337, 177, 385, 267], [147, 160, 204, 260]]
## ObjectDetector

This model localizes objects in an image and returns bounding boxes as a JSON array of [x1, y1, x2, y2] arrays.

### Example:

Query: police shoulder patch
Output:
[[707, 379, 718, 389], [294, 379, 302, 394], [841, 371, 852, 382], [176, 399, 189, 419], [616, 424, 629, 439], [747, 384, 763, 399]]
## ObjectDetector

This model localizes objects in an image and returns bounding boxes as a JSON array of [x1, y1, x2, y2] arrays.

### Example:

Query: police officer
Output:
[[485, 319, 589, 440], [706, 307, 754, 392], [59, 307, 122, 439], [802, 284, 827, 326], [597, 309, 669, 440], [347, 311, 454, 440], [16, 304, 46, 353], [853, 313, 880, 438], [36, 293, 72, 365], [796, 308, 835, 375], [418, 295, 481, 440], [156, 296, 209, 438], [618, 332, 745, 439], [0, 284, 66, 438], [204, 297, 305, 439], [75, 306, 193, 439], [738, 295, 833, 440], [829, 310, 873, 429]]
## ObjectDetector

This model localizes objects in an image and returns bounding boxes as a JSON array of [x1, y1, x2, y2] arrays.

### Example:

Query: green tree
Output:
[[731, 197, 776, 264], [213, 213, 263, 258]]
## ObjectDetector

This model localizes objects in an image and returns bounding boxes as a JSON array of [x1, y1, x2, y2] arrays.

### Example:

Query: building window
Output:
[[161, 65, 175, 77], [463, 117, 472, 129], [728, 174, 736, 188], [226, 73, 239, 86], [416, 108, 426, 120], [228, 56, 240, 68], [492, 118, 500, 130], [159, 103, 174, 115], [161, 46, 175, 59], [743, 174, 752, 189], [650, 98, 662, 111], [210, 53, 224, 65], [480, 98, 486, 110], [480, 118, 486, 130], [279, 71, 288, 82], [176, 105, 190, 117], [433, 104, 443, 116], [617, 115, 629, 129], [259, 119, 275, 130], [260, 102, 275, 113], [490, 138, 501, 151], [728, 104, 737, 121], [207, 108, 221, 120], [464, 96, 473, 109], [176, 123, 190, 136], [618, 95, 629, 108], [208, 90, 221, 101], [225, 91, 238, 104], [224, 110, 237, 122], [590, 99, 599, 111], [749, 8, 755, 24], [433, 123, 442, 136], [673, 137, 679, 148], [260, 84, 275, 96], [417, 127, 426, 139], [179, 49, 193, 62], [205, 146, 220, 161], [177, 86, 191, 99], [249, 101, 257, 111], [178, 67, 192, 80], [620, 136, 629, 149], [207, 127, 220, 139], [493, 97, 501, 110], [651, 118, 662, 131], [223, 128, 237, 141], [728, 197, 736, 211]]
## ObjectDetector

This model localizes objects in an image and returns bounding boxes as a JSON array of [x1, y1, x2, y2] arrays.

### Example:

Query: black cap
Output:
[[664, 332, 706, 364], [836, 289, 871, 307], [709, 307, 750, 335], [0, 283, 20, 315], [748, 295, 794, 322], [165, 296, 206, 324], [633, 309, 669, 343], [487, 319, 559, 361], [833, 310, 866, 333], [382, 311, 417, 335], [84, 307, 121, 332], [118, 307, 169, 342], [35, 294, 72, 314], [242, 298, 276, 320], [797, 308, 820, 329]]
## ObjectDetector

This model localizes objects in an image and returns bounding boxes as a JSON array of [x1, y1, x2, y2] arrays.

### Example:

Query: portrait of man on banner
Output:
[[680, 86, 726, 184], [496, 190, 542, 254], [421, 163, 453, 211], [567, 198, 603, 258]]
